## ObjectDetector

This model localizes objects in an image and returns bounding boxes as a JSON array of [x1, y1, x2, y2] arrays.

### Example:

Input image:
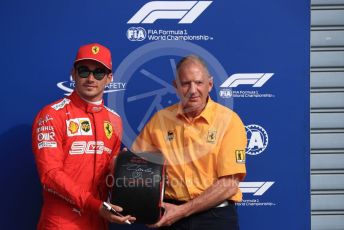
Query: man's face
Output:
[[174, 60, 213, 116], [72, 60, 112, 102]]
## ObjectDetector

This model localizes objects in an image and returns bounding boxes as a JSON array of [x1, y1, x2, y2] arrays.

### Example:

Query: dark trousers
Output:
[[159, 202, 239, 230]]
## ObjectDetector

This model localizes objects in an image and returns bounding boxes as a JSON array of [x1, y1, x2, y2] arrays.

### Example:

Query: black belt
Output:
[[164, 199, 187, 205], [164, 199, 235, 208]]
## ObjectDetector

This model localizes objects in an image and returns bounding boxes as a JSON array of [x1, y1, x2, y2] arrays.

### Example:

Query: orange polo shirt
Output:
[[131, 98, 246, 202]]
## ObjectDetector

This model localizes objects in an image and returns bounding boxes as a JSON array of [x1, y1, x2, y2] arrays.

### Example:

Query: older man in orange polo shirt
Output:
[[132, 55, 247, 230]]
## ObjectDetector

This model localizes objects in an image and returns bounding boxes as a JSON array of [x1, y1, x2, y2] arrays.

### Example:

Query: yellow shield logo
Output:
[[235, 150, 246, 163], [91, 46, 100, 54], [207, 130, 217, 143], [104, 121, 113, 139]]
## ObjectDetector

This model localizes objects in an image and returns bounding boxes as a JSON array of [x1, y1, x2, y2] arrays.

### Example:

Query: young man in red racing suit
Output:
[[32, 43, 135, 229]]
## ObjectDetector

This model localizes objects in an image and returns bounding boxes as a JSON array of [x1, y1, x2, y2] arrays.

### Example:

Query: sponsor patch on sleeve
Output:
[[37, 114, 54, 126], [38, 141, 57, 149], [235, 150, 246, 164], [51, 98, 71, 111]]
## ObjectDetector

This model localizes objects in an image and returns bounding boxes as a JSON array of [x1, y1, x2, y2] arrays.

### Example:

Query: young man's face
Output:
[[174, 60, 213, 117], [72, 59, 112, 102]]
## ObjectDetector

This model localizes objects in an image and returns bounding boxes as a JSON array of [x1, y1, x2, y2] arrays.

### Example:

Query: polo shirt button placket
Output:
[[183, 122, 194, 200]]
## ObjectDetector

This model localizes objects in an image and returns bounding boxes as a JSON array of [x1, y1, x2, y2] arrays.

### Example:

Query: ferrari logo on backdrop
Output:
[[92, 46, 100, 54], [207, 130, 217, 143], [104, 121, 113, 139]]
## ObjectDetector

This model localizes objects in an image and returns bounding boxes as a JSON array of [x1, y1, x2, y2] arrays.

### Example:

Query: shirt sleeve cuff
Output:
[[85, 195, 102, 214]]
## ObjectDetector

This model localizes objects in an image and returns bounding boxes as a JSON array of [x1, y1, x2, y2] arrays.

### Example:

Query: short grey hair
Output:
[[176, 55, 210, 78]]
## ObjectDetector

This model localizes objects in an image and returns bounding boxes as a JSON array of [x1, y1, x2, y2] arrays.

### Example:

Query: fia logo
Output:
[[219, 89, 232, 98], [128, 1, 212, 24], [127, 27, 147, 41], [245, 124, 268, 155]]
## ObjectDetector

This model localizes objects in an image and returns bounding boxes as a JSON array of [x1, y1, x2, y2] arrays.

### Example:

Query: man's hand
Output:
[[148, 175, 240, 228], [99, 202, 136, 224], [147, 202, 187, 228]]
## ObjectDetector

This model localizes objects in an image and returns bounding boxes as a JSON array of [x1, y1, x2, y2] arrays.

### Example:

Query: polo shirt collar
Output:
[[176, 97, 214, 124]]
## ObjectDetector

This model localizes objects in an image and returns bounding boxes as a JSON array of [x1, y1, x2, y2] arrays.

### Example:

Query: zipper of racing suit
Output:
[[92, 112, 108, 230], [91, 113, 97, 186]]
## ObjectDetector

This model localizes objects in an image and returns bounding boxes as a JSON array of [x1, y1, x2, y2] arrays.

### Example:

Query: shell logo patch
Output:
[[68, 121, 79, 134], [104, 121, 113, 139], [66, 118, 93, 136], [92, 46, 100, 54], [207, 130, 217, 143], [235, 150, 246, 164]]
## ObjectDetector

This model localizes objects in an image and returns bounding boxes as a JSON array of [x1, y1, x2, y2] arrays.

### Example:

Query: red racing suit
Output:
[[32, 92, 122, 230]]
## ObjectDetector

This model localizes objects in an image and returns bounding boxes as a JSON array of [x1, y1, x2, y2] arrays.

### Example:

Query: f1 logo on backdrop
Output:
[[239, 182, 274, 196], [127, 1, 213, 24], [220, 73, 274, 88], [219, 73, 275, 99]]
